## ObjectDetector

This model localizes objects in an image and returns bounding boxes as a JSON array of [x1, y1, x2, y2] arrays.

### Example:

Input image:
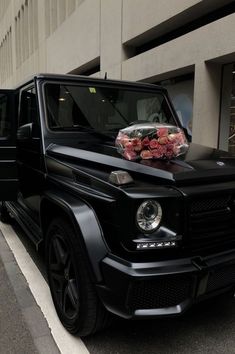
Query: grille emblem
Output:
[[216, 161, 225, 166]]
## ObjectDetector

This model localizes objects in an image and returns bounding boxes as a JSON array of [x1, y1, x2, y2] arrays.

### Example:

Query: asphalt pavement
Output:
[[0, 229, 60, 354], [84, 295, 235, 354]]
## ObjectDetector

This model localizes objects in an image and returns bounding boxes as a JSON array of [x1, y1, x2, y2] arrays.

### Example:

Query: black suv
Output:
[[1, 73, 235, 336]]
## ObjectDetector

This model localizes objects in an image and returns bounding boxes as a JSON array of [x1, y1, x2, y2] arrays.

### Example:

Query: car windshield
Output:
[[44, 83, 177, 133]]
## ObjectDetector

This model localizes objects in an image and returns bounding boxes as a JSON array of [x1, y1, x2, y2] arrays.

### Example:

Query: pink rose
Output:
[[168, 133, 177, 143], [166, 143, 174, 151], [175, 132, 186, 144], [149, 139, 159, 149], [117, 134, 130, 147], [140, 150, 153, 159], [134, 142, 142, 152], [158, 136, 168, 145], [132, 138, 142, 152], [168, 132, 185, 145], [158, 145, 167, 155], [165, 150, 174, 159], [142, 136, 150, 147], [123, 150, 137, 160], [157, 128, 168, 137], [152, 149, 163, 158], [125, 141, 134, 151], [165, 144, 175, 159], [173, 144, 180, 156]]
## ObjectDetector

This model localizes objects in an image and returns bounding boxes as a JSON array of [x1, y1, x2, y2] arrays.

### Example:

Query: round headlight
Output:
[[136, 200, 162, 232]]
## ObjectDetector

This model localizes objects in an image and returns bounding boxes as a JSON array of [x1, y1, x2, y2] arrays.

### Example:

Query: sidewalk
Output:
[[0, 230, 60, 354]]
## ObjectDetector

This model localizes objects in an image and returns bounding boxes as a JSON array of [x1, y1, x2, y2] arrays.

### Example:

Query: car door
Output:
[[0, 90, 18, 200], [16, 85, 44, 223]]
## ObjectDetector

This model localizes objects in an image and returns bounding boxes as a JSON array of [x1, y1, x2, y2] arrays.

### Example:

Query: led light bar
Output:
[[136, 241, 177, 250]]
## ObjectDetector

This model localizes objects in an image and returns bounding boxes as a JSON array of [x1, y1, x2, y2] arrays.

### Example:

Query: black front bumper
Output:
[[96, 249, 235, 319]]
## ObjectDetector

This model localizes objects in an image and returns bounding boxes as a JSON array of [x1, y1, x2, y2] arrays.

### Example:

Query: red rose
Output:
[[149, 139, 159, 149], [140, 150, 153, 159], [157, 127, 168, 137]]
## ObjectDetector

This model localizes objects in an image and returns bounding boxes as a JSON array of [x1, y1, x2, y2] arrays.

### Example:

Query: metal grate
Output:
[[127, 275, 192, 310], [188, 194, 235, 251], [190, 196, 231, 214], [207, 264, 235, 293]]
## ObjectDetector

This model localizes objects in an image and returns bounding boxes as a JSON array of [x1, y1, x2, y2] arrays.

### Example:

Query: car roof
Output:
[[14, 73, 166, 92]]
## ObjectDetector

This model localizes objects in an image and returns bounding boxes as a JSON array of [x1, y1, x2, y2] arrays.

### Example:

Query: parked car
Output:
[[1, 73, 235, 336]]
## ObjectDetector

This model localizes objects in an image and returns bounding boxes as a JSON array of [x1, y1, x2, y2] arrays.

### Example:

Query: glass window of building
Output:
[[219, 63, 235, 154], [157, 73, 194, 141]]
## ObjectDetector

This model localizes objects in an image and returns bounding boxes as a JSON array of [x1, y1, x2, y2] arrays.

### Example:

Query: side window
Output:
[[0, 93, 12, 137], [19, 86, 39, 128]]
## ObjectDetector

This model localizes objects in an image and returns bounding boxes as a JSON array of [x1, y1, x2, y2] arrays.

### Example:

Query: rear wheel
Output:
[[46, 218, 111, 336]]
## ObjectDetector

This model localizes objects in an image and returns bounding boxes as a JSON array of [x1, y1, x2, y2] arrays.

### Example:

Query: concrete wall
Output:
[[46, 0, 100, 74], [0, 0, 234, 148]]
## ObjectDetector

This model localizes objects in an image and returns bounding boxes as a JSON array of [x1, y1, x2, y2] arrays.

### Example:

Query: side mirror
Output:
[[17, 122, 40, 140], [17, 123, 33, 140]]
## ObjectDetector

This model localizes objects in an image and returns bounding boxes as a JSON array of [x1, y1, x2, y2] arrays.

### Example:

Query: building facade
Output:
[[0, 0, 235, 150]]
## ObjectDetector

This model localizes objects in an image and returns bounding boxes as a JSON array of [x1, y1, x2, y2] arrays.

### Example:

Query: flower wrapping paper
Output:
[[115, 123, 189, 161]]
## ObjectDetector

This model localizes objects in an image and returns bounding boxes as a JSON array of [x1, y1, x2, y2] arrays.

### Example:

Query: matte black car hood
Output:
[[47, 143, 235, 185]]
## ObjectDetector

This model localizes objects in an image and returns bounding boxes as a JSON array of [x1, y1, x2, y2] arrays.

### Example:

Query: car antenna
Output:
[[104, 72, 108, 80]]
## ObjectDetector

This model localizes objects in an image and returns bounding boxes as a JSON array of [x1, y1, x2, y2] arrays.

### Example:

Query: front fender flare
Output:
[[41, 190, 109, 282]]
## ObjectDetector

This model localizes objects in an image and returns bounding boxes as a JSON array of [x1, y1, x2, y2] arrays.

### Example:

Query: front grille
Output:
[[191, 196, 231, 213], [207, 263, 235, 293], [127, 275, 192, 310], [188, 195, 235, 252]]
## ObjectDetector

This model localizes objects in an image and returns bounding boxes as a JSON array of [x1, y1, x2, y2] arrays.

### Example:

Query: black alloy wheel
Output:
[[48, 233, 79, 321], [46, 218, 111, 336]]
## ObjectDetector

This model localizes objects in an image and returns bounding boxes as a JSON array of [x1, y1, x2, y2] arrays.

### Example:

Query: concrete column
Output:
[[100, 0, 125, 79], [192, 62, 222, 148], [37, 0, 46, 73], [218, 64, 233, 151]]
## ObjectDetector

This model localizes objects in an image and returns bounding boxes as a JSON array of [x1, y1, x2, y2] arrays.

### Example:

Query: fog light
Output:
[[136, 241, 177, 250]]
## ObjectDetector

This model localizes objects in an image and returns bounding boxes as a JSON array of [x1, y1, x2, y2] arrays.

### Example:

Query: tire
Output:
[[0, 202, 11, 223], [46, 218, 111, 336]]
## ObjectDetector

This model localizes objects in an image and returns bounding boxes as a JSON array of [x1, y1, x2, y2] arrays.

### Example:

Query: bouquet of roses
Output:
[[115, 123, 189, 161]]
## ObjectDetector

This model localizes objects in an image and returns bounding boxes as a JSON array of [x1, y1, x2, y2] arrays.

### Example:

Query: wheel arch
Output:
[[40, 190, 109, 282]]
